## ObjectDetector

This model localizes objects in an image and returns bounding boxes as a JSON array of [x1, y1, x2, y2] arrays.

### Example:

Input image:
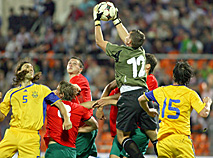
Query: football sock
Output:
[[151, 139, 158, 156], [122, 138, 144, 158]]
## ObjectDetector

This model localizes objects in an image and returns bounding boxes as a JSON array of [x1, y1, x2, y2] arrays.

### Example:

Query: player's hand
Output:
[[0, 92, 2, 101], [92, 99, 111, 108], [96, 107, 106, 120], [203, 97, 212, 105], [93, 4, 103, 26], [147, 108, 158, 117], [62, 119, 72, 130], [112, 8, 121, 26], [93, 4, 103, 21], [92, 101, 100, 108]]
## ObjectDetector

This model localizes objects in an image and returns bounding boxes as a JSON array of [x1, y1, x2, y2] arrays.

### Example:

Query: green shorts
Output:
[[121, 128, 149, 157], [110, 135, 122, 157], [76, 129, 98, 158], [110, 128, 149, 157], [45, 143, 76, 158]]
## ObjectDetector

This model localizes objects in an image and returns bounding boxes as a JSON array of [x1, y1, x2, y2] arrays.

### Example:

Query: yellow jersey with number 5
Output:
[[0, 83, 60, 131], [144, 85, 205, 140]]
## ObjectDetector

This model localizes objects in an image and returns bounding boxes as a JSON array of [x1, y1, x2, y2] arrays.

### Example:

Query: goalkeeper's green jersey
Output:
[[106, 42, 147, 89]]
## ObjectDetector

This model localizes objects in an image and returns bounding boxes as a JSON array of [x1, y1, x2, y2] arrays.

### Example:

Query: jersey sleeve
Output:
[[147, 75, 158, 91], [0, 90, 12, 116], [190, 90, 205, 113], [144, 87, 162, 103], [81, 107, 92, 122], [77, 76, 92, 102], [44, 92, 60, 105], [42, 85, 52, 96], [106, 42, 121, 58]]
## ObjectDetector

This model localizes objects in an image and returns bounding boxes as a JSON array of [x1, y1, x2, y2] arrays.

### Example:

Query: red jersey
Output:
[[69, 74, 93, 127], [44, 100, 91, 148], [109, 74, 158, 137], [146, 74, 158, 91], [109, 88, 120, 137], [70, 74, 92, 104]]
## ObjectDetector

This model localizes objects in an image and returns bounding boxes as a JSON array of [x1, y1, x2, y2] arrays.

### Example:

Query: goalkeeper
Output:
[[93, 3, 158, 158]]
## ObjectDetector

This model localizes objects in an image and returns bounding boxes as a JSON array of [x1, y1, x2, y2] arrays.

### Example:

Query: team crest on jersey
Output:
[[32, 91, 38, 98]]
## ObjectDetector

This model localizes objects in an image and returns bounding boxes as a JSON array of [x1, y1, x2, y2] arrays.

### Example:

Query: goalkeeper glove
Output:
[[112, 8, 121, 26], [93, 4, 103, 26]]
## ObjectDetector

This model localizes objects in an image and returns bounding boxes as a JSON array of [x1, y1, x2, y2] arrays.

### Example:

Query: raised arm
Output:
[[112, 8, 129, 44], [101, 80, 117, 98], [94, 4, 108, 52]]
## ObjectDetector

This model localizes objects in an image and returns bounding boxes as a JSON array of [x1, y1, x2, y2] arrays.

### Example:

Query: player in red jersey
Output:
[[95, 53, 159, 157], [44, 81, 98, 158], [67, 56, 98, 158]]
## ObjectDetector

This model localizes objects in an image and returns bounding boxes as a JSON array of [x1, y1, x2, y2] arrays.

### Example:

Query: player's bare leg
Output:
[[117, 129, 144, 158], [145, 129, 158, 156]]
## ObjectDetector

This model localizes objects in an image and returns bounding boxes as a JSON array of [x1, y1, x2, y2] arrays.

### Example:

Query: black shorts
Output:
[[116, 88, 157, 132], [138, 101, 158, 130]]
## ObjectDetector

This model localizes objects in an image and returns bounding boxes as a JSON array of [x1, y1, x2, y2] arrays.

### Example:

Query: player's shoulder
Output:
[[71, 102, 89, 114], [181, 86, 197, 94], [65, 100, 84, 110], [147, 74, 156, 80], [6, 87, 18, 95]]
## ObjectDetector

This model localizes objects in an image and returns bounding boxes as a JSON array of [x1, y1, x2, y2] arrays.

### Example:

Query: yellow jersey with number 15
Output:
[[144, 85, 205, 140], [0, 83, 60, 131]]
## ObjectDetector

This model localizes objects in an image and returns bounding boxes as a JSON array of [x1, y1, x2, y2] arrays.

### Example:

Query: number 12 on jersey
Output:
[[127, 55, 146, 78]]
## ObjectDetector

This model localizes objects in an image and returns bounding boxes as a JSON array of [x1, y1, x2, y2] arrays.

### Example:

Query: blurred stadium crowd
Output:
[[0, 0, 212, 156]]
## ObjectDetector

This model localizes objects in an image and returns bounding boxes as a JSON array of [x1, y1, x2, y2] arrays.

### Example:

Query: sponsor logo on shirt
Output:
[[32, 91, 38, 98]]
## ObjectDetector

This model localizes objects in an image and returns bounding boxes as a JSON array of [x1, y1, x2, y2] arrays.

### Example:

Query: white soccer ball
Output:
[[98, 2, 116, 21]]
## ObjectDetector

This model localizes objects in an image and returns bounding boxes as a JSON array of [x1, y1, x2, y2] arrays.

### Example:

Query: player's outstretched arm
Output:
[[93, 98, 118, 108], [138, 95, 158, 117], [93, 4, 108, 52], [54, 101, 72, 130], [199, 97, 212, 118], [101, 80, 117, 98], [112, 8, 129, 44], [78, 116, 98, 133], [80, 101, 96, 109]]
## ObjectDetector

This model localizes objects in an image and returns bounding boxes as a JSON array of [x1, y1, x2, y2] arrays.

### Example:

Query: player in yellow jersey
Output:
[[138, 61, 212, 158], [0, 60, 72, 158]]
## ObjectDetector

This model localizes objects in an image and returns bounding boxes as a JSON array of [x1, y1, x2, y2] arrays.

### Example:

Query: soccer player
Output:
[[95, 53, 159, 157], [44, 81, 98, 158], [0, 60, 72, 158], [67, 56, 98, 158], [94, 4, 157, 157], [138, 61, 212, 158]]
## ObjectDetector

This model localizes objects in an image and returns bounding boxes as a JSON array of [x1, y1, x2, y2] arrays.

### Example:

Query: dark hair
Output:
[[59, 81, 77, 101], [13, 60, 41, 86], [130, 30, 145, 49], [70, 56, 84, 69], [145, 53, 157, 75], [173, 61, 194, 86]]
